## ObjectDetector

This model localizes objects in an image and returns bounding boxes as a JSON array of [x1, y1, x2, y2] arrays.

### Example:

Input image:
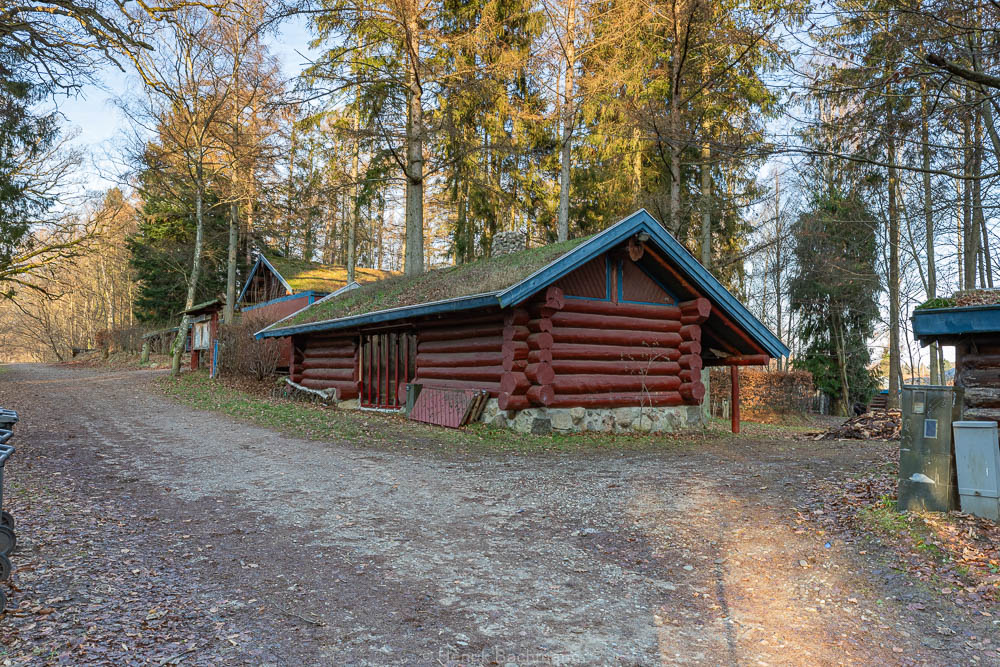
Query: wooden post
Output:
[[191, 349, 200, 371], [731, 365, 740, 434]]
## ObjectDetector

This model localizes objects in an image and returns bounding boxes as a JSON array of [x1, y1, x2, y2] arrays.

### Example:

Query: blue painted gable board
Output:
[[912, 305, 1000, 340], [497, 210, 789, 358]]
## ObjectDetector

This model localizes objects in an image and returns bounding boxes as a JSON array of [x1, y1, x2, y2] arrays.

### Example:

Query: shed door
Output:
[[360, 331, 415, 409]]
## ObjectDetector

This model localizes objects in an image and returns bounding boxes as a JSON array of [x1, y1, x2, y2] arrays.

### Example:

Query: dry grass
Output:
[[263, 254, 394, 293]]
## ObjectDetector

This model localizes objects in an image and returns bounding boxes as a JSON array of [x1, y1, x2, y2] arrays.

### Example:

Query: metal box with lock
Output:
[[898, 385, 964, 513]]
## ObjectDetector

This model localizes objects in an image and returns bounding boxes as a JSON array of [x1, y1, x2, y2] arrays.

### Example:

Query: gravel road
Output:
[[0, 363, 994, 666]]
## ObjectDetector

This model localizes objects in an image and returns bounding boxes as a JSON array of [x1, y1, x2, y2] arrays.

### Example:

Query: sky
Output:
[[54, 15, 315, 194]]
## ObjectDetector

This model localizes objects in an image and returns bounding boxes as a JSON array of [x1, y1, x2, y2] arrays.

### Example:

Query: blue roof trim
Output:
[[242, 291, 319, 312], [497, 209, 789, 358], [912, 304, 1000, 341], [236, 256, 263, 305], [255, 209, 788, 358], [255, 293, 500, 339], [237, 254, 294, 305]]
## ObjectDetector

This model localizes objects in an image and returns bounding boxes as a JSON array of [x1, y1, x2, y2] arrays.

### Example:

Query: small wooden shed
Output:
[[255, 210, 788, 432], [913, 300, 1000, 424]]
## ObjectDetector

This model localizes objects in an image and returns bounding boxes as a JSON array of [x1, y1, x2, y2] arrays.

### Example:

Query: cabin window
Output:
[[360, 331, 415, 409]]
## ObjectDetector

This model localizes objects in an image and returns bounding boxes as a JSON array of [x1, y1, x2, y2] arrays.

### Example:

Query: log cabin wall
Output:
[[499, 251, 711, 412], [291, 333, 359, 401], [955, 337, 1000, 424], [412, 312, 505, 396]]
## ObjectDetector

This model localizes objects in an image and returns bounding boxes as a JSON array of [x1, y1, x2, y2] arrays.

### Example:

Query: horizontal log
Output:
[[679, 325, 701, 342], [419, 324, 503, 343], [531, 349, 554, 363], [498, 392, 531, 411], [679, 381, 705, 403], [550, 311, 682, 333], [527, 332, 554, 349], [500, 372, 530, 395], [678, 354, 703, 372], [957, 368, 1000, 388], [551, 374, 682, 394], [545, 286, 565, 311], [304, 336, 356, 347], [415, 351, 503, 368], [537, 391, 685, 409], [501, 340, 529, 359], [302, 367, 356, 382], [527, 384, 556, 406], [547, 359, 681, 376], [525, 362, 556, 385], [290, 372, 303, 384], [299, 378, 359, 399], [502, 357, 528, 372], [680, 369, 700, 383], [304, 344, 356, 358], [416, 365, 504, 382], [527, 318, 554, 333], [964, 387, 1000, 409], [549, 327, 682, 348], [960, 408, 1000, 422], [414, 378, 501, 395], [418, 336, 503, 354], [678, 298, 711, 323], [504, 308, 529, 327], [678, 341, 702, 356], [301, 357, 356, 370], [703, 354, 770, 367], [503, 325, 530, 342], [558, 298, 682, 320], [535, 344, 680, 362], [959, 354, 1000, 371]]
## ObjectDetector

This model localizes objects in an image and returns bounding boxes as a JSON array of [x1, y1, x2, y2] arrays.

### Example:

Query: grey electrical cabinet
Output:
[[898, 385, 964, 513], [952, 421, 1000, 520]]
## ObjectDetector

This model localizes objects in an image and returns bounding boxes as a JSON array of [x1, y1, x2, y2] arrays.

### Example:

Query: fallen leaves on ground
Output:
[[806, 446, 1000, 611]]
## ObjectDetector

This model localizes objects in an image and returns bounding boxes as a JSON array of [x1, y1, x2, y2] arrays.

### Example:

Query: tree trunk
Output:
[[224, 200, 238, 324], [921, 76, 939, 384], [557, 0, 576, 244], [973, 105, 992, 287], [699, 137, 711, 418], [773, 169, 783, 372], [669, 34, 681, 234], [403, 22, 424, 277], [172, 179, 205, 375], [887, 126, 901, 409], [963, 105, 975, 289]]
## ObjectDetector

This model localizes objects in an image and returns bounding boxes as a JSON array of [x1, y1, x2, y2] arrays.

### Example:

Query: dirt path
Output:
[[0, 363, 996, 665]]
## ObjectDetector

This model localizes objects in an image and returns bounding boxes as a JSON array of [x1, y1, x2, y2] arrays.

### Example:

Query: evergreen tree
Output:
[[128, 165, 237, 323], [790, 189, 880, 415]]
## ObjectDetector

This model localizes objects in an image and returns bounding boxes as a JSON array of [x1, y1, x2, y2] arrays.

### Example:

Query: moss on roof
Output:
[[916, 289, 1000, 311], [263, 254, 394, 293], [272, 236, 591, 329]]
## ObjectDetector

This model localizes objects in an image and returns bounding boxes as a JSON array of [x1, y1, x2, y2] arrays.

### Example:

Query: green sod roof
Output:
[[268, 236, 591, 330], [262, 253, 394, 293]]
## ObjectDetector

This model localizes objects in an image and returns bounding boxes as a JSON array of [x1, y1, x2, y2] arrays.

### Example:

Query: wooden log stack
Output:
[[956, 342, 1000, 422], [297, 335, 359, 400], [503, 287, 711, 410], [414, 315, 505, 395]]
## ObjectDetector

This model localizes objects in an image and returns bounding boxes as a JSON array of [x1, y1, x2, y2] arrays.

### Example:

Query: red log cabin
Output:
[[237, 252, 394, 365], [255, 211, 789, 433]]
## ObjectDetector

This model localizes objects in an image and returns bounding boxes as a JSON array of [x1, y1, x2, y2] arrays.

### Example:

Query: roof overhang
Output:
[[912, 304, 1000, 345], [255, 292, 500, 339], [255, 209, 789, 358]]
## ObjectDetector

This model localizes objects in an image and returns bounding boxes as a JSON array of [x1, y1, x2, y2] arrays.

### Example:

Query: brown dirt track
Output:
[[0, 363, 996, 666]]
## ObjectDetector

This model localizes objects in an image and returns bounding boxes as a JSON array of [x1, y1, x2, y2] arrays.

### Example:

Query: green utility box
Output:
[[898, 385, 964, 513]]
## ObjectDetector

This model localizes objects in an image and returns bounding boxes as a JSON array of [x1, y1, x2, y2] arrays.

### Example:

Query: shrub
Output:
[[217, 314, 282, 381]]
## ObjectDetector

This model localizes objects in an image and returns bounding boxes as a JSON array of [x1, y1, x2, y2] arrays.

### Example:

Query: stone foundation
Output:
[[479, 399, 704, 434]]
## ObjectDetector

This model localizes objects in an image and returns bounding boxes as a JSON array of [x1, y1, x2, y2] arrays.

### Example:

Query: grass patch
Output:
[[156, 371, 809, 457]]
